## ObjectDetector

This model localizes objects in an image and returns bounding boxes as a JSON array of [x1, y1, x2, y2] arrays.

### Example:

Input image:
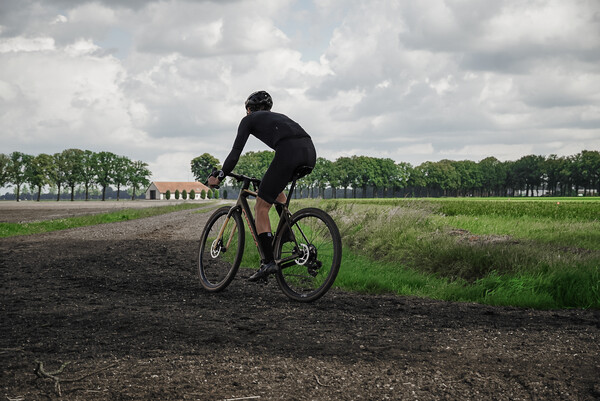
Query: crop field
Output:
[[1, 199, 599, 399]]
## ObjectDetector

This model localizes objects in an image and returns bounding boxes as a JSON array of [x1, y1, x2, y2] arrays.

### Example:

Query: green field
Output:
[[299, 198, 599, 309]]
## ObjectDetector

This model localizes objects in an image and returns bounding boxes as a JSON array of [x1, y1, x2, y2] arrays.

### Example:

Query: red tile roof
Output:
[[152, 182, 210, 193]]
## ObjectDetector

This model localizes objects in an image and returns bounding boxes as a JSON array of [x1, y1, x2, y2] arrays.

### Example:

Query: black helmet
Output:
[[245, 90, 273, 112]]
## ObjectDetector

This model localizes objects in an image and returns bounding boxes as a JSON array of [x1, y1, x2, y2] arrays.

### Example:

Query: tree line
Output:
[[3, 148, 597, 202], [0, 150, 152, 201], [191, 150, 600, 198]]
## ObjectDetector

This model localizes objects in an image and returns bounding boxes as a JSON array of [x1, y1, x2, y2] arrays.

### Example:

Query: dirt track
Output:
[[1, 202, 599, 400]]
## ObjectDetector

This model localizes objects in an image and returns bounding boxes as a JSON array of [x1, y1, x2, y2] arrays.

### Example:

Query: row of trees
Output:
[[0, 150, 152, 201], [192, 150, 600, 198], [3, 148, 596, 201]]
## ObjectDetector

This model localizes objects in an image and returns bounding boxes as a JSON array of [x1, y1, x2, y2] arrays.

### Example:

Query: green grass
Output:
[[0, 202, 217, 238], [438, 214, 600, 250], [335, 250, 599, 309], [334, 197, 600, 220], [291, 198, 600, 309]]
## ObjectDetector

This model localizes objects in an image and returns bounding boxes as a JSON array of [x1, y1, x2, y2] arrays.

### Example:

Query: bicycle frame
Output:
[[216, 173, 306, 267]]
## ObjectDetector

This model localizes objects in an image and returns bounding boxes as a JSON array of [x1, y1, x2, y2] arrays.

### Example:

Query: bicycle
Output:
[[197, 166, 342, 302]]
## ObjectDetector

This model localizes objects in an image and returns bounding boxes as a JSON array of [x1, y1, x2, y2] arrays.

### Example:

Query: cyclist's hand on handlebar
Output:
[[207, 175, 220, 188], [205, 168, 224, 189]]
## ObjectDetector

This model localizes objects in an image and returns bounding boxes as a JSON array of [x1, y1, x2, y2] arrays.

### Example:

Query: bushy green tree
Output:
[[175, 189, 180, 200], [311, 157, 331, 198], [373, 158, 398, 198], [127, 160, 151, 200], [334, 156, 358, 198], [234, 151, 274, 188], [26, 153, 53, 201], [80, 150, 97, 201], [416, 160, 460, 197], [112, 155, 131, 201], [191, 153, 220, 182], [201, 189, 206, 199], [577, 150, 600, 195], [479, 157, 505, 196], [62, 149, 85, 201], [94, 151, 118, 201], [0, 153, 10, 187], [354, 156, 375, 198], [395, 162, 412, 191], [182, 189, 188, 200], [166, 190, 171, 200], [407, 163, 426, 196], [8, 152, 32, 202], [512, 155, 545, 196], [189, 189, 196, 200], [453, 160, 482, 196], [48, 152, 69, 201]]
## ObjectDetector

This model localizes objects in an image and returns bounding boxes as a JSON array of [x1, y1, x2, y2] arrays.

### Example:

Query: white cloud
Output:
[[147, 152, 197, 182], [51, 15, 68, 25], [0, 0, 599, 185], [129, 0, 292, 58], [0, 36, 146, 154], [0, 36, 55, 52]]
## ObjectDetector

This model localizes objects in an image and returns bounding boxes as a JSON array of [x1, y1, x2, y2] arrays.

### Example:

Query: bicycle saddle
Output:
[[292, 165, 313, 181]]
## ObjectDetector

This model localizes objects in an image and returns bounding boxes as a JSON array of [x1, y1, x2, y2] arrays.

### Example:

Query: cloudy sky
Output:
[[1, 0, 599, 183]]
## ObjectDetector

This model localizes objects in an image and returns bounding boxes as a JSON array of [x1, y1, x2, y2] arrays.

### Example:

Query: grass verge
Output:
[[335, 250, 599, 309], [0, 202, 217, 238], [291, 198, 600, 309]]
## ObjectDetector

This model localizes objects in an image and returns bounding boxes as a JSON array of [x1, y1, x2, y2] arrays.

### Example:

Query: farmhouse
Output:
[[145, 182, 211, 200]]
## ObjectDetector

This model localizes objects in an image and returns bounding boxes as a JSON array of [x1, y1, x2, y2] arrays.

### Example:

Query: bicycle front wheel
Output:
[[198, 206, 245, 291], [274, 207, 342, 302]]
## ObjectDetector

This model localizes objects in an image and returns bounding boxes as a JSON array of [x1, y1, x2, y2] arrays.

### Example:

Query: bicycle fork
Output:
[[211, 214, 238, 257]]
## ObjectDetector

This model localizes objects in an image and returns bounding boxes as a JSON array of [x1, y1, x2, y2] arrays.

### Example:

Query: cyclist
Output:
[[208, 91, 316, 282]]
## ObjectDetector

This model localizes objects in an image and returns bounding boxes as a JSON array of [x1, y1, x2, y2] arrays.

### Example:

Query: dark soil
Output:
[[1, 203, 599, 400]]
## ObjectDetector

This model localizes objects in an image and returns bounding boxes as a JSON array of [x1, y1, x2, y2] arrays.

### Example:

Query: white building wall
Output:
[[145, 183, 160, 200]]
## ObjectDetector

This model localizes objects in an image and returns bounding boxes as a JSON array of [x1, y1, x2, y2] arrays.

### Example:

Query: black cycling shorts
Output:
[[258, 137, 316, 204]]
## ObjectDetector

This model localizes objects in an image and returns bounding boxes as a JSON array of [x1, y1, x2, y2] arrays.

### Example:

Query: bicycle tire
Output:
[[198, 206, 245, 291], [274, 207, 341, 302]]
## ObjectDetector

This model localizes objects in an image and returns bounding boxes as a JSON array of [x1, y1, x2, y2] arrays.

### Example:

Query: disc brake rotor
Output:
[[294, 243, 310, 265], [210, 239, 221, 258]]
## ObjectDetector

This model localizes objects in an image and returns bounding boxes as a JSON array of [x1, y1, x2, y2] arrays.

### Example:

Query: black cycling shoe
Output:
[[248, 261, 279, 282]]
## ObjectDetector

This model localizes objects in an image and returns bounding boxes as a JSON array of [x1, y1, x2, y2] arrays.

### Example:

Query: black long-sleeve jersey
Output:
[[222, 111, 311, 175]]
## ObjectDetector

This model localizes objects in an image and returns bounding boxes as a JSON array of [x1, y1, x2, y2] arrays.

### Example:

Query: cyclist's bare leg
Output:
[[255, 192, 286, 234]]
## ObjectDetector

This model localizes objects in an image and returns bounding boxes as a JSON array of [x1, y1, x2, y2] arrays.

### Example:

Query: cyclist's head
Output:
[[245, 90, 273, 113]]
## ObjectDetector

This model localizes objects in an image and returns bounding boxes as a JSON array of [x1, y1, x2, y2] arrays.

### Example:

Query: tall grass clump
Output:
[[296, 199, 599, 309]]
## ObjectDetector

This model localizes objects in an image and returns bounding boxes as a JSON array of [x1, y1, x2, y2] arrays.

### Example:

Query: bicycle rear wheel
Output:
[[274, 207, 341, 302], [198, 206, 244, 291]]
